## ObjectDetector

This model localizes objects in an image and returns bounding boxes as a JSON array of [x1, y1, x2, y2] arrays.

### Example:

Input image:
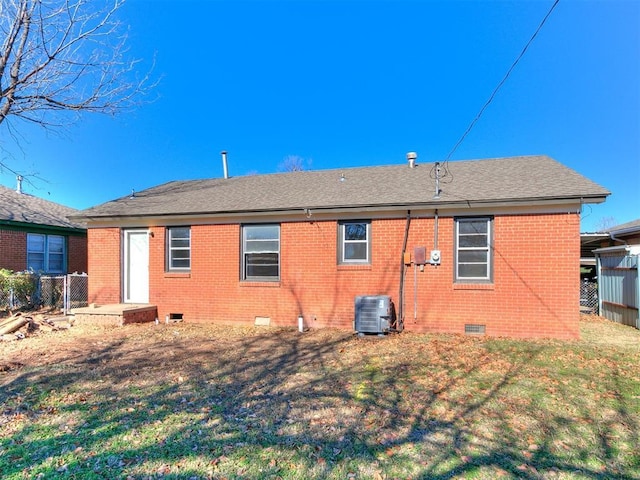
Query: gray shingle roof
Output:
[[0, 184, 86, 230], [609, 218, 640, 234], [77, 155, 610, 220]]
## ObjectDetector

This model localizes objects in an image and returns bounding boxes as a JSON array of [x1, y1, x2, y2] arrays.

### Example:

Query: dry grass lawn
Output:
[[1, 314, 639, 479]]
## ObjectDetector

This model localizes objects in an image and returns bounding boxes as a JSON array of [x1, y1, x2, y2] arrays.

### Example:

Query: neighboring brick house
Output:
[[0, 180, 87, 274], [75, 155, 609, 339]]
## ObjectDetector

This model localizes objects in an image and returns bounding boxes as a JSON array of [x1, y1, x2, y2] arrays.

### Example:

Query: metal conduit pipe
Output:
[[434, 209, 439, 249]]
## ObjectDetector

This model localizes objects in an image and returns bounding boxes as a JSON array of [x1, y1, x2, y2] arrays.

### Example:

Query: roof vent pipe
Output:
[[16, 175, 23, 194], [221, 151, 229, 179], [406, 151, 417, 168]]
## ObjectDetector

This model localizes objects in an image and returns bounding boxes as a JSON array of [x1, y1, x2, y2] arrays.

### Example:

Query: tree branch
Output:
[[0, 0, 156, 130]]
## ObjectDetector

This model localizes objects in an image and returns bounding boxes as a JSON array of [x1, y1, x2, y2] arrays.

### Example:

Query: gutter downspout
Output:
[[609, 232, 628, 246], [398, 210, 411, 332]]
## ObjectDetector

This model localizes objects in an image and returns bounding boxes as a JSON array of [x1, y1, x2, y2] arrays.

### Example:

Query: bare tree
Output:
[[594, 216, 618, 233], [0, 0, 155, 131], [279, 155, 311, 172]]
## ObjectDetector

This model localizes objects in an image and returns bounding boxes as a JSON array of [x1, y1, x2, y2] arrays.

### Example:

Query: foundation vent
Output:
[[166, 313, 183, 323], [464, 324, 486, 335]]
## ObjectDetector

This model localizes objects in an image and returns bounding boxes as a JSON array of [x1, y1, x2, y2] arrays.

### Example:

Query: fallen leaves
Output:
[[1, 317, 639, 479]]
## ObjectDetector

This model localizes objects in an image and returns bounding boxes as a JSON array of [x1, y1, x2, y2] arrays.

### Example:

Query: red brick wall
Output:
[[407, 214, 580, 339], [87, 228, 121, 304], [67, 235, 88, 273], [0, 229, 27, 271], [0, 229, 86, 274], [87, 212, 581, 339]]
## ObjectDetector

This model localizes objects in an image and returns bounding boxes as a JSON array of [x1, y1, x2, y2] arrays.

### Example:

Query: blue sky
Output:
[[1, 0, 638, 232]]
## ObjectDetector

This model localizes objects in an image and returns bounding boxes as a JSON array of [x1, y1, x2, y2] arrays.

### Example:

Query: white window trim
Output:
[[167, 226, 191, 271], [338, 221, 371, 265], [26, 233, 66, 274], [242, 224, 280, 281], [455, 217, 492, 282]]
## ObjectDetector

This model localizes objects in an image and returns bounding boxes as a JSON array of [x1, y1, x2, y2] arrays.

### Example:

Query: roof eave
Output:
[[609, 226, 640, 236], [78, 195, 598, 225], [594, 245, 640, 255], [0, 219, 87, 235]]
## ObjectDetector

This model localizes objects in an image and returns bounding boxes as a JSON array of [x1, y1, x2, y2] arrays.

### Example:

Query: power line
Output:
[[444, 0, 561, 163]]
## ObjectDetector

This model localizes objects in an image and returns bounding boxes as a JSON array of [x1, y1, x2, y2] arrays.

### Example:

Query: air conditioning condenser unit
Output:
[[354, 295, 394, 335]]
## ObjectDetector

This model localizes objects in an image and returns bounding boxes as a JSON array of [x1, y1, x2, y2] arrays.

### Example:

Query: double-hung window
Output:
[[27, 234, 65, 273], [455, 217, 492, 282], [242, 224, 280, 281], [167, 227, 191, 271], [339, 221, 371, 264]]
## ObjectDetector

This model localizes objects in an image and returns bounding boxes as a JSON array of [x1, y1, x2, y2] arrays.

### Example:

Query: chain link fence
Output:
[[66, 273, 89, 311], [2, 271, 602, 318], [0, 280, 9, 309], [0, 272, 88, 314], [580, 280, 598, 314]]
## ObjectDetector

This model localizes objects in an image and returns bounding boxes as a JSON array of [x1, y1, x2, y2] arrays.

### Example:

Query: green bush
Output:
[[0, 269, 39, 309], [0, 269, 10, 308]]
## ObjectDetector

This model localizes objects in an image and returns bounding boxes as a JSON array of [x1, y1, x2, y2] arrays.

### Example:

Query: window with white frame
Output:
[[242, 224, 280, 281], [27, 233, 66, 273], [167, 227, 191, 271], [338, 221, 371, 264], [455, 217, 492, 281]]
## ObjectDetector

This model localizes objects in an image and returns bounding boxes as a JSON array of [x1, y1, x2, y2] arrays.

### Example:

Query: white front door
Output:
[[124, 230, 149, 303]]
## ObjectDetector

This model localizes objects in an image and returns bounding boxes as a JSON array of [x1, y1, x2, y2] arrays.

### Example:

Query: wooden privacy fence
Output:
[[595, 246, 640, 329]]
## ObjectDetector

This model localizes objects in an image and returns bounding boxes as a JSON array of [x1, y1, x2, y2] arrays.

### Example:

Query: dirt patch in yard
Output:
[[2, 313, 638, 367]]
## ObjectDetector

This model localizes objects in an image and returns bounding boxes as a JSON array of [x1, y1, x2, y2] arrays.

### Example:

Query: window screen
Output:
[[242, 224, 280, 280], [455, 217, 492, 281], [339, 221, 371, 264], [167, 227, 191, 271]]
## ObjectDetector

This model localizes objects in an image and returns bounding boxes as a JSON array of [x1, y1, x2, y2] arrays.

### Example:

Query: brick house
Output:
[[75, 155, 609, 339], [0, 180, 87, 274]]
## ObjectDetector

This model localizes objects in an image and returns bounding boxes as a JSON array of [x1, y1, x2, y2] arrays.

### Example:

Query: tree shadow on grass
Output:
[[1, 326, 638, 479]]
